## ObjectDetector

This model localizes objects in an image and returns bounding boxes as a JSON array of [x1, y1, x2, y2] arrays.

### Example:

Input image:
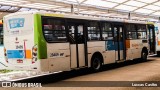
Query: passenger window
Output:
[[68, 25, 76, 44], [87, 22, 100, 41], [42, 17, 67, 42], [101, 23, 113, 40], [126, 24, 137, 39], [77, 25, 84, 44], [137, 24, 147, 39]]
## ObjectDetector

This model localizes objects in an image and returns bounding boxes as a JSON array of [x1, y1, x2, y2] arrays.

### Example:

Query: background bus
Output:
[[0, 19, 5, 69], [0, 20, 3, 45], [3, 11, 155, 72], [155, 22, 160, 56]]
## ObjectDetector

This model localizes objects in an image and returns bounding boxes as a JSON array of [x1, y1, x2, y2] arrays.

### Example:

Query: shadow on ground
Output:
[[15, 57, 155, 85]]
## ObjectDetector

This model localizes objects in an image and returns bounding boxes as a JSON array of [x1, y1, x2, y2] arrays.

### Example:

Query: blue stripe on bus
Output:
[[105, 41, 115, 50], [7, 50, 24, 59], [105, 41, 124, 51], [115, 42, 124, 50]]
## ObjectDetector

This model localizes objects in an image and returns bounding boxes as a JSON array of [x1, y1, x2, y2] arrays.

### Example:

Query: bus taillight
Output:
[[4, 47, 8, 63], [17, 59, 23, 63], [4, 48, 6, 53], [33, 48, 37, 52], [32, 45, 37, 64]]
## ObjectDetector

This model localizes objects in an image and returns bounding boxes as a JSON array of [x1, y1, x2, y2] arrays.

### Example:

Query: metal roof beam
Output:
[[112, 0, 131, 9], [132, 0, 159, 12], [79, 0, 88, 4], [0, 0, 158, 20]]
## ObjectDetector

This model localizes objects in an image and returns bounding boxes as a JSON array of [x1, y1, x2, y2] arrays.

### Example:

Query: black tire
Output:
[[91, 56, 102, 71], [141, 50, 148, 61]]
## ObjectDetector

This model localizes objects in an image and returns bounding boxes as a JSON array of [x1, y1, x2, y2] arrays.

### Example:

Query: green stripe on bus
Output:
[[34, 14, 47, 59]]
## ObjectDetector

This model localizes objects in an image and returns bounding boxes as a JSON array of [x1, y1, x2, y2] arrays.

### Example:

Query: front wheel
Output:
[[91, 57, 102, 71], [141, 50, 148, 61]]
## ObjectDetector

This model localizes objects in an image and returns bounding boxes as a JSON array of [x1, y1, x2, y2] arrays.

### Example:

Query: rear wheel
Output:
[[141, 50, 148, 61], [91, 56, 102, 71]]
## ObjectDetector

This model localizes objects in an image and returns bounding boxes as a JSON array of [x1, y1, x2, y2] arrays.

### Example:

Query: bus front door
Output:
[[68, 22, 87, 69], [113, 25, 126, 61]]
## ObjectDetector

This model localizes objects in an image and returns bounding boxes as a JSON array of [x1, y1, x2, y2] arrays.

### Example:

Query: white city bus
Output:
[[154, 22, 160, 55], [3, 11, 155, 72]]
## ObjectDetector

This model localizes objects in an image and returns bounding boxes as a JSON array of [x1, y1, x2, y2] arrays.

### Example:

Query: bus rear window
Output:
[[42, 17, 67, 43]]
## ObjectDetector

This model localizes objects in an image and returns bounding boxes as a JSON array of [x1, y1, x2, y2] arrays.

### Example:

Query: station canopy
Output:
[[0, 0, 160, 21]]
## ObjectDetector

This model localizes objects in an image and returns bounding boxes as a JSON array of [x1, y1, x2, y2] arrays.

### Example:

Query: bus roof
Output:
[[4, 11, 151, 25]]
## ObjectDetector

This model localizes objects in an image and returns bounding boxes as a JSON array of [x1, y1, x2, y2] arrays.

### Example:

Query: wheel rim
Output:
[[93, 58, 101, 70]]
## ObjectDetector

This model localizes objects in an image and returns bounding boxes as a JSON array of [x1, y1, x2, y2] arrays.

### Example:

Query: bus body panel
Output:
[[103, 50, 116, 64], [77, 44, 85, 67], [3, 13, 41, 70], [103, 41, 117, 64], [126, 39, 148, 60], [70, 44, 77, 68], [87, 41, 106, 67], [46, 43, 70, 72], [34, 14, 47, 60]]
